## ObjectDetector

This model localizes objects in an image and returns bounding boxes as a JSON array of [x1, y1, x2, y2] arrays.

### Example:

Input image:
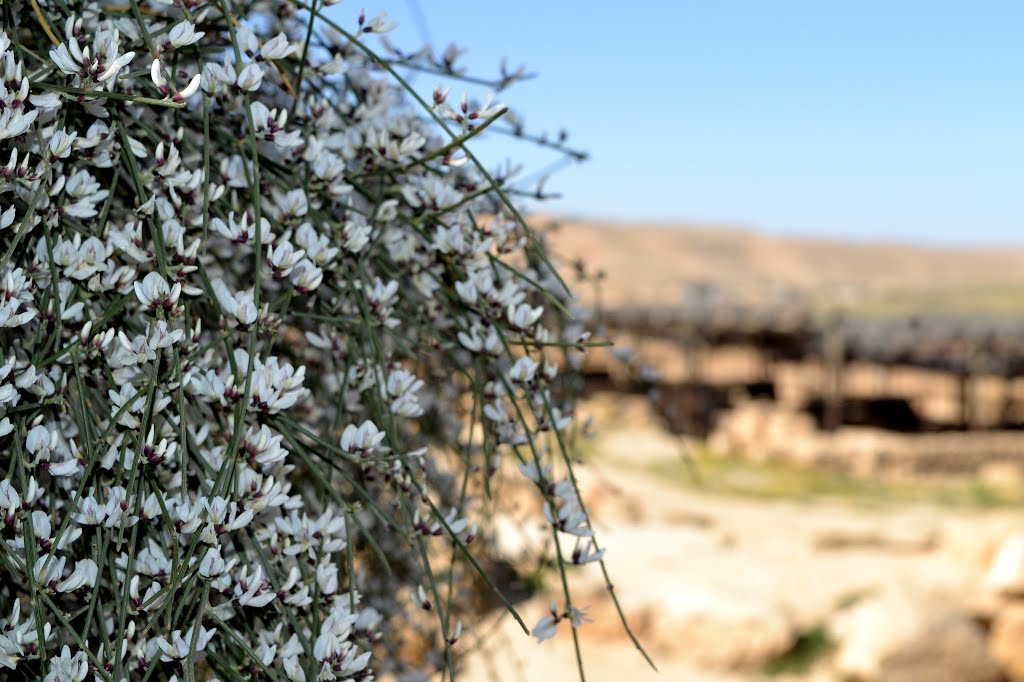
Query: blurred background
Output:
[[334, 2, 1024, 680]]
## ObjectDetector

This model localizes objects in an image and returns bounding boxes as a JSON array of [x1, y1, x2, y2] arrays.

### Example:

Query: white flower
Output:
[[44, 645, 88, 682], [199, 548, 234, 585], [458, 324, 501, 355], [168, 20, 205, 48], [56, 559, 98, 592], [367, 278, 399, 315], [543, 407, 573, 432], [155, 625, 216, 661], [272, 188, 308, 220], [30, 91, 61, 110], [340, 420, 386, 456], [147, 319, 185, 350], [236, 62, 264, 91], [283, 655, 306, 682], [568, 605, 593, 629], [0, 299, 35, 329], [173, 497, 203, 534], [50, 32, 134, 83], [49, 41, 83, 76], [73, 495, 107, 526], [447, 620, 464, 646], [151, 58, 168, 93], [408, 585, 431, 611], [64, 236, 110, 280], [340, 219, 372, 254], [0, 106, 37, 142], [267, 241, 305, 278], [61, 170, 109, 218], [33, 554, 66, 590], [233, 565, 275, 607], [108, 383, 153, 430], [190, 369, 227, 405], [98, 51, 136, 83], [152, 59, 201, 101], [544, 497, 592, 537], [358, 9, 397, 34], [249, 102, 302, 147], [532, 602, 561, 642], [259, 33, 293, 60], [204, 495, 254, 538], [509, 356, 539, 384], [274, 510, 347, 558], [210, 211, 273, 245], [289, 259, 323, 293], [0, 479, 21, 520], [243, 424, 289, 466], [0, 205, 15, 231], [507, 302, 544, 331], [386, 369, 424, 417], [571, 538, 606, 565], [134, 272, 182, 310], [24, 425, 76, 476], [211, 278, 258, 327], [454, 278, 478, 304], [175, 74, 202, 101], [48, 129, 77, 162], [202, 57, 237, 93]]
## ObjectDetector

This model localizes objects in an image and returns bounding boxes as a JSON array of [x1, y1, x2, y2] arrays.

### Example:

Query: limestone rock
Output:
[[659, 586, 794, 670], [987, 532, 1024, 596], [590, 583, 794, 671], [877, 613, 1001, 682], [990, 602, 1024, 682], [830, 587, 930, 681]]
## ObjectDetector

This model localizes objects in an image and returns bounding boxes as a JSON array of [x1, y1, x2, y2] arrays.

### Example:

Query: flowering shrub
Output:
[[0, 1, 647, 680]]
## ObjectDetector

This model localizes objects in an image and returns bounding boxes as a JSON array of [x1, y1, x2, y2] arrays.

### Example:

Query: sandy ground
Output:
[[460, 397, 1024, 682]]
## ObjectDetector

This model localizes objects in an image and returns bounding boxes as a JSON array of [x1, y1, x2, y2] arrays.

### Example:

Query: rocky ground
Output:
[[461, 394, 1024, 682]]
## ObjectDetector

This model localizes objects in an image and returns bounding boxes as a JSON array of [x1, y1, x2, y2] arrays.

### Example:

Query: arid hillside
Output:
[[544, 219, 1024, 314]]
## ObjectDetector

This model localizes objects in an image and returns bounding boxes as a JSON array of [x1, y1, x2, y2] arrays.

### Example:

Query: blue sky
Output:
[[330, 2, 1024, 246]]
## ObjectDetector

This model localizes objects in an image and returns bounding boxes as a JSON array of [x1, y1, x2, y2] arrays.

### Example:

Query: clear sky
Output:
[[331, 1, 1024, 246]]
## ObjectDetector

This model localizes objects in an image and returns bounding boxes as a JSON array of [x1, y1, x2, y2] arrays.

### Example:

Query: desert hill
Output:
[[543, 219, 1024, 315]]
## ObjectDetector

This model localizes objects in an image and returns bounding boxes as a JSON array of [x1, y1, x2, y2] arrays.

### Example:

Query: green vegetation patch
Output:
[[763, 625, 834, 676], [848, 284, 1024, 319], [648, 445, 1024, 508]]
